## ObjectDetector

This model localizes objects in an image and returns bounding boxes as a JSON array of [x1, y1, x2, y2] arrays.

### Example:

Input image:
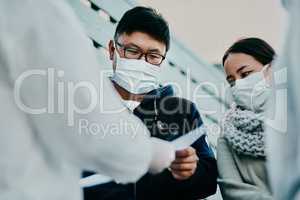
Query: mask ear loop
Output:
[[112, 41, 119, 74], [261, 64, 272, 77], [261, 64, 272, 85], [262, 63, 271, 72]]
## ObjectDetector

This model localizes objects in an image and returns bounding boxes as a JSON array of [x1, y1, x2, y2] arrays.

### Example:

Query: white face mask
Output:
[[231, 64, 271, 113], [111, 51, 161, 94], [122, 100, 141, 112]]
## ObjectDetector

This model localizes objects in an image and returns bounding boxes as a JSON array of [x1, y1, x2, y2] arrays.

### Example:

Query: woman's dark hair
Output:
[[114, 6, 170, 51], [222, 38, 276, 66]]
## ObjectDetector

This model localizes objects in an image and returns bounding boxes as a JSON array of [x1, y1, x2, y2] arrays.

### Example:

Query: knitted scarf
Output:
[[222, 105, 266, 158]]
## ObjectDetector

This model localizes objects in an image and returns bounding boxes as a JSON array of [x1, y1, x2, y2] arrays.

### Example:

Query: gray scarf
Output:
[[222, 105, 266, 158]]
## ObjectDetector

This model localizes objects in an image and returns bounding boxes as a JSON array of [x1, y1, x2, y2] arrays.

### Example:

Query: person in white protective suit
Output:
[[0, 0, 175, 199], [266, 0, 299, 199]]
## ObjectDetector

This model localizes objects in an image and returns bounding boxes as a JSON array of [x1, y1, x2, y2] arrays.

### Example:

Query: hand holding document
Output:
[[171, 125, 207, 150], [80, 125, 207, 187]]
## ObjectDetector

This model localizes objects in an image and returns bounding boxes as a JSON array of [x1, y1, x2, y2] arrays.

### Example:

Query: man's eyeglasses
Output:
[[115, 41, 166, 65]]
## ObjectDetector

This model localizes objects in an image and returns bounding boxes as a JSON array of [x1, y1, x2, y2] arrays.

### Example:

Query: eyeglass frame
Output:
[[114, 41, 166, 65]]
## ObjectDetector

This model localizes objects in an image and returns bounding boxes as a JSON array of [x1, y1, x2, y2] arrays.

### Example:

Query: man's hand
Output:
[[170, 147, 198, 180]]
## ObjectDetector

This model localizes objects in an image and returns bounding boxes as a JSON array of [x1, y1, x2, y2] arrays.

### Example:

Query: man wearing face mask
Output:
[[82, 6, 217, 200]]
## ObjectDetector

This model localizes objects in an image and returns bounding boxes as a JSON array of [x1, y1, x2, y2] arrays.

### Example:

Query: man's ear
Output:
[[108, 40, 115, 61]]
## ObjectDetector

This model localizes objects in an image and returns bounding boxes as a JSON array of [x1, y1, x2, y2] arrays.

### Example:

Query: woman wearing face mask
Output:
[[217, 38, 275, 200]]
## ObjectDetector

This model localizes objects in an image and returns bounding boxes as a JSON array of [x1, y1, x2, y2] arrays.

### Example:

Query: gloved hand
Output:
[[148, 137, 175, 174]]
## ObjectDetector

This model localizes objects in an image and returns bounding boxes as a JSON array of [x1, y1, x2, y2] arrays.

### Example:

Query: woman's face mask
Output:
[[230, 64, 271, 112], [111, 50, 161, 94]]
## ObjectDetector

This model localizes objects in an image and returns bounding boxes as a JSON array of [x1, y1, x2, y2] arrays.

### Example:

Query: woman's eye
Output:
[[241, 71, 252, 78]]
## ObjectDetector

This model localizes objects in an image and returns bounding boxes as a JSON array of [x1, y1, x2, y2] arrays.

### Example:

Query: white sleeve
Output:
[[266, 0, 300, 199], [0, 0, 174, 183]]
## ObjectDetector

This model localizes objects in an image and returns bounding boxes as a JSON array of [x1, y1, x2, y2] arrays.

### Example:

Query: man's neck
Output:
[[112, 81, 145, 102]]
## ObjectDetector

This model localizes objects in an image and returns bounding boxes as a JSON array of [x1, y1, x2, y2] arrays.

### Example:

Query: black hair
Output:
[[114, 6, 170, 51], [222, 37, 276, 66]]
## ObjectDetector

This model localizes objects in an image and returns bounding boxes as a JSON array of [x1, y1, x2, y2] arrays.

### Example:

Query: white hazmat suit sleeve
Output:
[[0, 0, 174, 185], [266, 0, 299, 199]]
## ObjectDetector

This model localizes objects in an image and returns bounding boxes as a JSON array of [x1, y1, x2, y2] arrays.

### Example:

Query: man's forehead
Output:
[[117, 32, 166, 53]]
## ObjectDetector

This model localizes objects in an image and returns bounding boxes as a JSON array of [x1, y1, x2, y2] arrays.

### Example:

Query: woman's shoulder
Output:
[[217, 137, 232, 157], [217, 136, 266, 165]]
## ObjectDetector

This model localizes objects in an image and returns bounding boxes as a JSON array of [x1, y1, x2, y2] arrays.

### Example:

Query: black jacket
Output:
[[83, 85, 217, 200]]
